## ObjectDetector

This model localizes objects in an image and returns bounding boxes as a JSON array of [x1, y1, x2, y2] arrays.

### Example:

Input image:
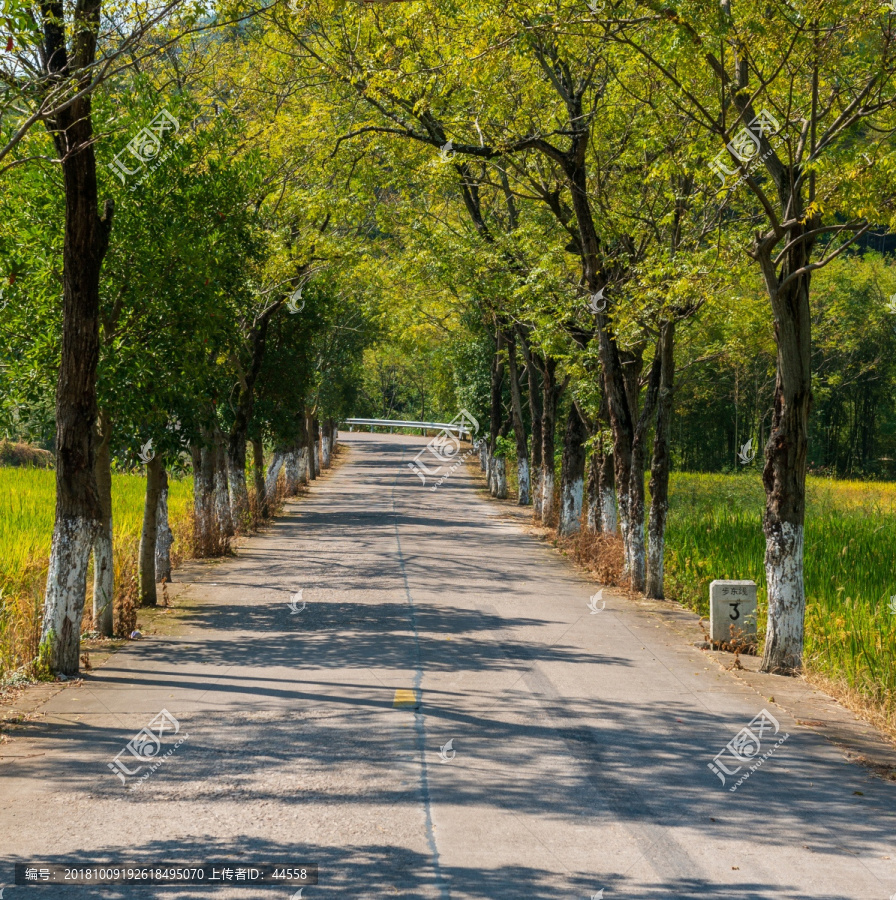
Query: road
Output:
[[1, 432, 894, 899]]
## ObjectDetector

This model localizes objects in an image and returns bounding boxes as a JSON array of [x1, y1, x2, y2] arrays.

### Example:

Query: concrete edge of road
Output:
[[462, 453, 896, 780]]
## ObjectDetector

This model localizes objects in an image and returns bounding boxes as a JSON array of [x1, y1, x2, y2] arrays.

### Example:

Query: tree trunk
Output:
[[155, 464, 173, 584], [313, 416, 321, 476], [760, 274, 812, 674], [488, 327, 505, 497], [227, 302, 281, 527], [596, 335, 630, 551], [493, 456, 507, 499], [321, 420, 332, 468], [305, 412, 317, 481], [558, 150, 642, 581], [599, 446, 617, 535], [296, 415, 310, 484], [506, 329, 530, 505], [139, 455, 163, 607], [41, 518, 96, 674], [203, 443, 220, 549], [39, 92, 113, 675], [559, 403, 588, 537], [519, 332, 544, 520], [191, 444, 206, 555], [540, 357, 561, 524], [92, 518, 114, 636], [586, 450, 600, 534], [646, 320, 675, 600], [627, 346, 662, 593], [214, 431, 234, 538], [516, 457, 530, 507], [479, 440, 488, 472], [192, 442, 214, 557], [618, 349, 644, 580], [227, 433, 250, 526], [627, 467, 647, 589], [252, 438, 267, 518], [284, 449, 301, 494], [92, 412, 114, 636], [264, 449, 284, 499]]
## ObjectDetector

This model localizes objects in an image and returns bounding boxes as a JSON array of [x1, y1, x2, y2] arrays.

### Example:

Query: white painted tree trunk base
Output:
[[321, 435, 331, 468], [214, 469, 233, 537], [559, 476, 583, 537], [517, 457, 530, 506], [585, 495, 598, 533], [227, 459, 250, 525], [92, 518, 114, 636], [494, 457, 508, 499], [541, 470, 555, 523], [627, 521, 646, 592], [646, 529, 664, 600], [601, 488, 618, 535], [264, 452, 284, 498], [619, 513, 631, 578], [284, 451, 301, 494], [42, 515, 97, 675], [156, 484, 173, 584], [762, 522, 805, 673]]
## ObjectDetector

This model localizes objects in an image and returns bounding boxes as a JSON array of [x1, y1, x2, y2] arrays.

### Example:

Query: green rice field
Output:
[[664, 473, 896, 724], [0, 469, 193, 677]]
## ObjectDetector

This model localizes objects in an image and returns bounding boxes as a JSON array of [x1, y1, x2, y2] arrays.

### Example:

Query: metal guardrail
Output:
[[343, 418, 475, 438]]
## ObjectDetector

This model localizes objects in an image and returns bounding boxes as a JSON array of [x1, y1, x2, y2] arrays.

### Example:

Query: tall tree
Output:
[[37, 0, 114, 674], [620, 0, 896, 671]]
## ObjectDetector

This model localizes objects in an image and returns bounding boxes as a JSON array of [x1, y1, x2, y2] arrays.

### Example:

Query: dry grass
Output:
[[804, 669, 896, 750], [1, 470, 193, 678], [0, 440, 54, 469], [568, 529, 626, 586]]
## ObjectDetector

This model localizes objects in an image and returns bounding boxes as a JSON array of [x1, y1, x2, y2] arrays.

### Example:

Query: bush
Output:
[[0, 440, 54, 469]]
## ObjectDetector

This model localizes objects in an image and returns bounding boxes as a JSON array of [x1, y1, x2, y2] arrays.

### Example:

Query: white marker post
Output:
[[709, 580, 758, 647]]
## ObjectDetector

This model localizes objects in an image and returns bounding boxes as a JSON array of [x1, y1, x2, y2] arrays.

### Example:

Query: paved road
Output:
[[1, 433, 895, 899]]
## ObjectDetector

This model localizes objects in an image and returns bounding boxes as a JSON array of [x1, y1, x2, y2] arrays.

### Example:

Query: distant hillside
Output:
[[0, 440, 55, 468]]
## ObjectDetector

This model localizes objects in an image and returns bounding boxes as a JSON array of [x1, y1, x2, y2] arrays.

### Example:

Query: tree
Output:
[[36, 0, 115, 674], [619, 0, 896, 671]]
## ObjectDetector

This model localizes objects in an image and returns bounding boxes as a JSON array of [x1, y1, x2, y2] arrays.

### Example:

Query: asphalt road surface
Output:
[[1, 433, 894, 899]]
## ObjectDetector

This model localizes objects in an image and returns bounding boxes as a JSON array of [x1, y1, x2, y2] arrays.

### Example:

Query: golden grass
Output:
[[664, 473, 896, 730], [0, 469, 193, 677]]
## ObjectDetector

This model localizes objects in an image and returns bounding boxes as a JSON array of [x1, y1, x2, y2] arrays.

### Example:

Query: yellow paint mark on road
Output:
[[393, 689, 419, 708]]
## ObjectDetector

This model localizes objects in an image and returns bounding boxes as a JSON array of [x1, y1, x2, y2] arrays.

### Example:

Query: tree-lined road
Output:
[[1, 434, 894, 898]]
